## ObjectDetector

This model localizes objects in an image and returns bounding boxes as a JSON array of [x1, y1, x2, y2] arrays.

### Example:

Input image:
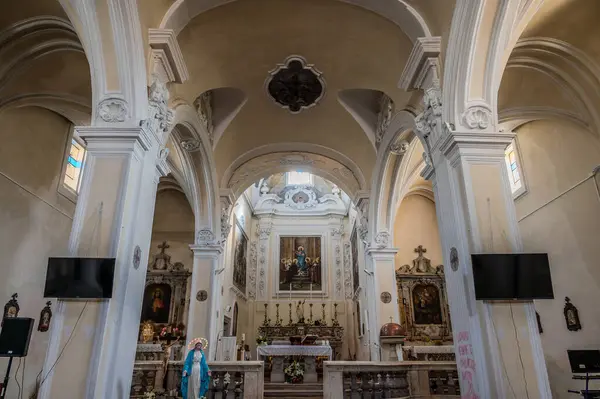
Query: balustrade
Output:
[[323, 361, 459, 399]]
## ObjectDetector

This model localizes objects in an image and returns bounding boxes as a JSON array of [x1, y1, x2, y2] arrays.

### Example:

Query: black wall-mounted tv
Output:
[[43, 257, 116, 299], [471, 253, 554, 300]]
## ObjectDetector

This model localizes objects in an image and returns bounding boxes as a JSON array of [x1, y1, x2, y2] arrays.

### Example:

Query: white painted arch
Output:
[[160, 0, 431, 43]]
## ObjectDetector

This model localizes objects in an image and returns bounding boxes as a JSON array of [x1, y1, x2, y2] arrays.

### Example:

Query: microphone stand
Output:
[[0, 357, 14, 399]]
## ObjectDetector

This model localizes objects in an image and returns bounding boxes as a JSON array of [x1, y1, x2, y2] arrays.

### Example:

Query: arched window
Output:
[[59, 129, 86, 201], [504, 139, 526, 197]]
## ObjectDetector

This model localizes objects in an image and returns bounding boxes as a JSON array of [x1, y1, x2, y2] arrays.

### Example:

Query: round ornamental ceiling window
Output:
[[266, 56, 325, 113]]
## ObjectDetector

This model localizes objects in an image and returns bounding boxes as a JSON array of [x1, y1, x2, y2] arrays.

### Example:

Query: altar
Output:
[[257, 343, 332, 383]]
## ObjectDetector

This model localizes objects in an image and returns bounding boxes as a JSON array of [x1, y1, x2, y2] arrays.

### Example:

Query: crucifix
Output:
[[158, 241, 170, 253], [414, 245, 426, 257]]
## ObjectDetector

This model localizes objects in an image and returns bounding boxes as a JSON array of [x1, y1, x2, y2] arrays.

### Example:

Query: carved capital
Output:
[[141, 75, 174, 140], [256, 227, 272, 240]]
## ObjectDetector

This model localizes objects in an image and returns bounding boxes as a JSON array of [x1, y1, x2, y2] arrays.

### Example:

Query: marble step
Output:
[[264, 382, 324, 398]]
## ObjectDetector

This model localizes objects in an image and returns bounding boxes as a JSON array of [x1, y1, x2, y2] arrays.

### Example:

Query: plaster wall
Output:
[[514, 119, 600, 396], [0, 107, 75, 398], [393, 194, 443, 270]]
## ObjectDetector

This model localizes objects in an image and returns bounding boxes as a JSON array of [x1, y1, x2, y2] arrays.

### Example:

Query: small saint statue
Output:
[[182, 339, 211, 399], [564, 297, 582, 331], [296, 300, 306, 323]]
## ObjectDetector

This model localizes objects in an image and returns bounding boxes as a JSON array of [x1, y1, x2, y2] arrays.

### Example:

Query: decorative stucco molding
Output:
[[247, 242, 258, 300], [389, 139, 409, 155], [180, 139, 201, 152], [343, 242, 353, 299], [398, 37, 441, 91], [193, 91, 214, 143], [196, 229, 216, 245], [148, 28, 189, 84], [375, 94, 394, 146], [374, 231, 390, 248], [461, 104, 492, 130], [97, 97, 128, 123], [141, 76, 174, 141]]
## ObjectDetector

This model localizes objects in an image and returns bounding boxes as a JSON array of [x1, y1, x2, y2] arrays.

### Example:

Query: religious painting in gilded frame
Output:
[[279, 236, 322, 291], [350, 227, 359, 295], [232, 218, 248, 294], [141, 283, 172, 324], [412, 284, 443, 325]]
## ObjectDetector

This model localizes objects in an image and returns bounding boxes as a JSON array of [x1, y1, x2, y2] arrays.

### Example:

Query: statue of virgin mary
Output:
[[181, 338, 211, 399]]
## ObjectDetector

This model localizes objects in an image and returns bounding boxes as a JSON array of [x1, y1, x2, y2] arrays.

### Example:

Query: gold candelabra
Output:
[[321, 303, 326, 325], [332, 303, 339, 326], [288, 302, 293, 325], [308, 303, 313, 324], [275, 303, 281, 326], [263, 303, 269, 326]]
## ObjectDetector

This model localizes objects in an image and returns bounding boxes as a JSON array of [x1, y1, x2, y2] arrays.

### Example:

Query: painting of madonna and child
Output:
[[279, 236, 322, 291]]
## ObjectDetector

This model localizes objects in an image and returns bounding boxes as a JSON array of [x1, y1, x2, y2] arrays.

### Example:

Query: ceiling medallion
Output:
[[266, 55, 325, 114]]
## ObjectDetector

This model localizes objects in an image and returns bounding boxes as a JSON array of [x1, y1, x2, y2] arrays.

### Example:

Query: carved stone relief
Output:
[[196, 229, 216, 245], [375, 94, 394, 145], [258, 244, 267, 298], [374, 231, 390, 248], [283, 186, 318, 210], [461, 104, 492, 130], [247, 242, 258, 300], [335, 245, 342, 297], [141, 75, 174, 138], [194, 90, 214, 143], [180, 139, 201, 152], [343, 242, 353, 299], [414, 81, 443, 149], [390, 140, 409, 156], [98, 97, 128, 123]]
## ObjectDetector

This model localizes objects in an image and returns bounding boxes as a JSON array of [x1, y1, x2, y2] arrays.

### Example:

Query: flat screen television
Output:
[[44, 257, 116, 299], [471, 253, 554, 300]]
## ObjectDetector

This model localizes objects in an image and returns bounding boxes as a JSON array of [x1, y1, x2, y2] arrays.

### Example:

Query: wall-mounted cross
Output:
[[158, 241, 170, 253], [414, 245, 427, 257]]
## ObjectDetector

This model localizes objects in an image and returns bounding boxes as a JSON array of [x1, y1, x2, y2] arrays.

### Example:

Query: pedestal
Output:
[[271, 357, 285, 383], [304, 357, 317, 382]]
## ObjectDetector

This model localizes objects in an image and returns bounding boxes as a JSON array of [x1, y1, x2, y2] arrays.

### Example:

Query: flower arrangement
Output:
[[284, 360, 304, 383], [143, 391, 156, 399], [256, 335, 268, 345]]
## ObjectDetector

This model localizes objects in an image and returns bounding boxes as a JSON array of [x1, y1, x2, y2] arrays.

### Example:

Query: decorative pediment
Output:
[[254, 185, 346, 216], [396, 245, 443, 276], [284, 186, 318, 210], [149, 241, 187, 273]]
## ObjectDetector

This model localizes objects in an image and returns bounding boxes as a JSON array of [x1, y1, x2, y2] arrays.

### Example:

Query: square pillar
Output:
[[40, 126, 169, 399], [188, 243, 223, 361], [426, 128, 551, 398]]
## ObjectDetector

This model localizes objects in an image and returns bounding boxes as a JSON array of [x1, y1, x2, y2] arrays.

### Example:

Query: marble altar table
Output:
[[257, 344, 332, 383]]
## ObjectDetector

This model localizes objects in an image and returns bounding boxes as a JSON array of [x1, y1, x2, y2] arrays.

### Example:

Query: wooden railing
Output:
[[323, 361, 460, 399]]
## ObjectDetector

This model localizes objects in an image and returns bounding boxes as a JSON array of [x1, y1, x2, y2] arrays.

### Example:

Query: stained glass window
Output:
[[286, 171, 312, 186], [64, 139, 86, 193], [505, 142, 522, 194]]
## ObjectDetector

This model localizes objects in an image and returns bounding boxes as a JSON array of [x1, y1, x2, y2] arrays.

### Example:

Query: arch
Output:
[[368, 109, 417, 239], [160, 0, 431, 43], [498, 107, 591, 133], [222, 143, 368, 200], [170, 103, 220, 236], [0, 93, 91, 125]]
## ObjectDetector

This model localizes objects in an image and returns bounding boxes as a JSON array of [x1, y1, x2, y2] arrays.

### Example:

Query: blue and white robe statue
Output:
[[181, 348, 210, 399]]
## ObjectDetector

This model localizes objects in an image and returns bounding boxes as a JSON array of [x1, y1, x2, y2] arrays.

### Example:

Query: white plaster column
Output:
[[366, 247, 399, 327], [40, 126, 169, 399], [188, 242, 223, 361], [255, 218, 273, 301], [329, 221, 345, 301], [401, 36, 551, 398]]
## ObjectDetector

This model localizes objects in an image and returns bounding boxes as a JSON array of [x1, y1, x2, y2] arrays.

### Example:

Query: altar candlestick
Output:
[[288, 302, 293, 326], [321, 303, 326, 325], [310, 284, 313, 300], [309, 303, 313, 324], [289, 283, 292, 300], [263, 303, 269, 326], [242, 333, 245, 342]]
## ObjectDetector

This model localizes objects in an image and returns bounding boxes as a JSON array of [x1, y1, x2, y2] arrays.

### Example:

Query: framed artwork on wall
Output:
[[232, 218, 248, 294], [279, 236, 322, 292], [141, 283, 172, 324]]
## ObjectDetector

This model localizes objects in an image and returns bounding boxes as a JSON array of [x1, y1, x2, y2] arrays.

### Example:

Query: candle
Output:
[[242, 333, 245, 342]]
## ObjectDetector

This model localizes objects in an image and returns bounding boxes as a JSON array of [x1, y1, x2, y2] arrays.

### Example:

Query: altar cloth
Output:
[[257, 344, 332, 360]]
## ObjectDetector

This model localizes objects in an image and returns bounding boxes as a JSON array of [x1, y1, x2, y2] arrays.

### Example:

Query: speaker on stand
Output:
[[0, 317, 34, 399]]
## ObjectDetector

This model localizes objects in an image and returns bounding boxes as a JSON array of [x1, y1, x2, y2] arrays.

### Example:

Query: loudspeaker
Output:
[[0, 318, 34, 357]]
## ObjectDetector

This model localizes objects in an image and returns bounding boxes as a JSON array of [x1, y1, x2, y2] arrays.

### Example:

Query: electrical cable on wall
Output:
[[510, 303, 531, 399], [489, 308, 518, 399]]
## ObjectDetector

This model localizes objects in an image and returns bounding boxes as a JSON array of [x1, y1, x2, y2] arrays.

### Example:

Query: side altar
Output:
[[380, 245, 454, 363], [130, 242, 192, 398]]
